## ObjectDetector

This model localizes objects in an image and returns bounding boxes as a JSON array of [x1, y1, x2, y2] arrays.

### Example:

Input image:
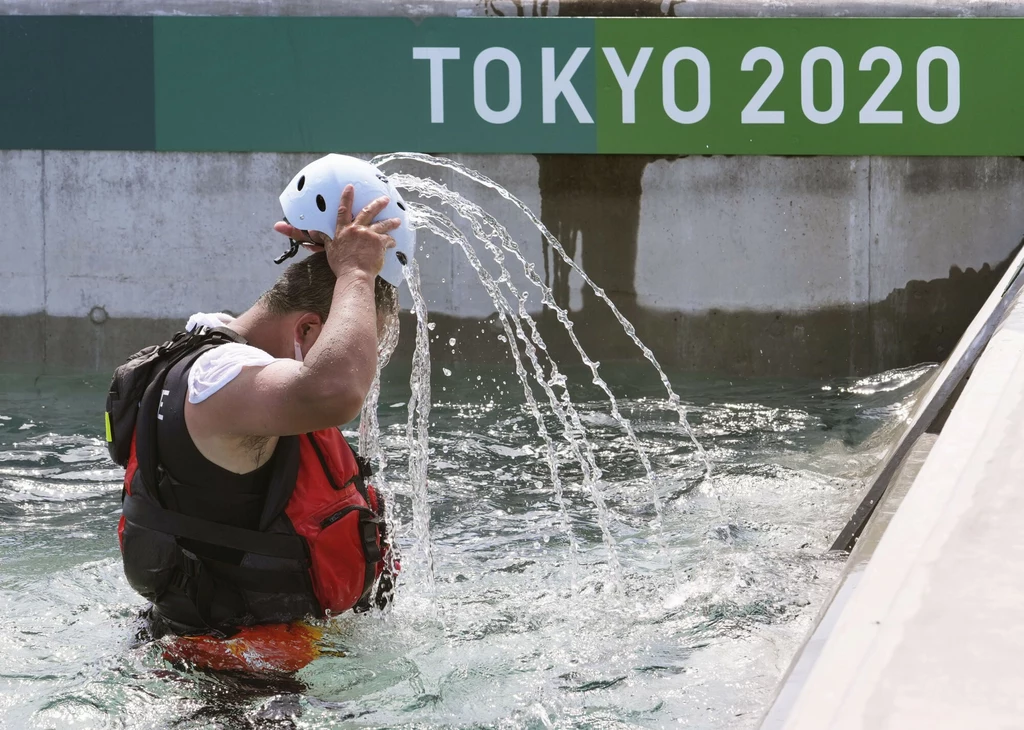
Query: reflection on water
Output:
[[0, 362, 931, 729]]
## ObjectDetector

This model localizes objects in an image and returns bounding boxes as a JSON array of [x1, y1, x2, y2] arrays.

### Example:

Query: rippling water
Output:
[[0, 362, 932, 729]]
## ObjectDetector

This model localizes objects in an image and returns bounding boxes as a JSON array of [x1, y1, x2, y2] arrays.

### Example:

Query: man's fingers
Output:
[[274, 221, 304, 239], [381, 234, 397, 250], [334, 185, 355, 239], [274, 221, 331, 247], [354, 195, 391, 227], [369, 218, 402, 234], [307, 230, 332, 246]]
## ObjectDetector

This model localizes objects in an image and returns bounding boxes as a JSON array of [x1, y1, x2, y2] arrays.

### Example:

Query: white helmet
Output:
[[278, 154, 414, 287]]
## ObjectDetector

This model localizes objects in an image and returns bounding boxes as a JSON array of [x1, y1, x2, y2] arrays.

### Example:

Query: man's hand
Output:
[[274, 185, 400, 279]]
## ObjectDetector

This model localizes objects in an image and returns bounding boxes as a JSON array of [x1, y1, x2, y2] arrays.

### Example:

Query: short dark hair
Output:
[[260, 251, 399, 326]]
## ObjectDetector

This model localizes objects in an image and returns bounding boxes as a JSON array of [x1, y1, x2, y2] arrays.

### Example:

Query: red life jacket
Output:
[[111, 328, 394, 636]]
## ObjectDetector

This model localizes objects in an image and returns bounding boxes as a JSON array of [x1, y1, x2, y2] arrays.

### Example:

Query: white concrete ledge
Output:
[[769, 287, 1024, 729]]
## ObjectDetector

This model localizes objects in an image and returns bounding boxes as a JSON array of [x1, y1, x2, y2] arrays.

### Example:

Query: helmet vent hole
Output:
[[396, 251, 408, 265], [396, 201, 406, 211], [316, 194, 326, 212], [297, 175, 305, 191]]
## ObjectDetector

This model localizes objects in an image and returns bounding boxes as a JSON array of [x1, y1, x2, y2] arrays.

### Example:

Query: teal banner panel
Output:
[[153, 17, 597, 153], [0, 17, 154, 150]]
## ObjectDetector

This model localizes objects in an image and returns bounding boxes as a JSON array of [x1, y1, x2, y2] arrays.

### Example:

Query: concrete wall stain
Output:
[[483, 0, 551, 16], [482, 0, 680, 16], [673, 156, 859, 195], [552, 0, 679, 16], [902, 157, 1024, 195], [4, 244, 1013, 377], [869, 244, 1021, 366], [536, 155, 650, 314]]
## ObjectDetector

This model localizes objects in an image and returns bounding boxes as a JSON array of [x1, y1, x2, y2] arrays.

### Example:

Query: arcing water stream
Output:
[[365, 156, 717, 595]]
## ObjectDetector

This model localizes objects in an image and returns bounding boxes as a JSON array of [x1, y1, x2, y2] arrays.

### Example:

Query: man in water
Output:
[[112, 183, 402, 645], [181, 187, 398, 477]]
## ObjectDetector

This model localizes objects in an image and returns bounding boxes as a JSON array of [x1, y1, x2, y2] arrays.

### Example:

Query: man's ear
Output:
[[294, 312, 323, 340]]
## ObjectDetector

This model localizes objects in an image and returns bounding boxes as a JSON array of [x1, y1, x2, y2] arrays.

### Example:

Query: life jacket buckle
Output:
[[358, 518, 383, 564], [355, 455, 373, 478], [171, 549, 202, 592]]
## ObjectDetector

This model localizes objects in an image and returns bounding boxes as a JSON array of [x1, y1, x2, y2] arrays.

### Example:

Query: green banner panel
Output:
[[594, 18, 1024, 155], [0, 16, 1022, 154], [0, 17, 154, 150]]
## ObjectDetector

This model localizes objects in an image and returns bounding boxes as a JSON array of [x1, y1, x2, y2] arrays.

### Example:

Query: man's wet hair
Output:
[[260, 251, 398, 325]]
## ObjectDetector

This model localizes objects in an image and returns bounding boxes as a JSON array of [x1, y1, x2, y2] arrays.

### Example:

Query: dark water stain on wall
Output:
[[0, 248, 1014, 378], [901, 157, 1024, 194], [868, 251, 1020, 368], [630, 249, 1015, 377], [387, 240, 1018, 379], [536, 155, 652, 315], [482, 0, 678, 16], [531, 147, 1022, 376]]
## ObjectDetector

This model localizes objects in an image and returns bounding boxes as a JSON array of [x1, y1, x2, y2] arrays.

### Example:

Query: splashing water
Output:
[[407, 203, 587, 583], [362, 162, 709, 591], [373, 152, 710, 481], [0, 360, 934, 729], [403, 259, 436, 598], [360, 288, 405, 602]]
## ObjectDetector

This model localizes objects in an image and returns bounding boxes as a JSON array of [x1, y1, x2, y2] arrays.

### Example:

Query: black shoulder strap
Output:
[[207, 326, 247, 344], [134, 329, 246, 499], [339, 432, 373, 501], [257, 435, 301, 531]]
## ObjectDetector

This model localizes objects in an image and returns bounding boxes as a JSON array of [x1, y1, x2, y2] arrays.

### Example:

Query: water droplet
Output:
[[443, 368, 452, 377], [497, 334, 507, 342], [427, 322, 436, 331], [448, 338, 456, 347]]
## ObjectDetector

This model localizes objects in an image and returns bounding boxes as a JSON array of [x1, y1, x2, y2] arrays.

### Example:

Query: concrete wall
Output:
[[637, 157, 1024, 313], [2, 151, 1023, 375]]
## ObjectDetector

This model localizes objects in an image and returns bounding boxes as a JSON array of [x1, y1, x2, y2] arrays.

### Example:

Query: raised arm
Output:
[[186, 185, 399, 440]]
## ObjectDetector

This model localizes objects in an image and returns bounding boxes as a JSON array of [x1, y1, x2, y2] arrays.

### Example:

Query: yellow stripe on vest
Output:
[[104, 412, 113, 442]]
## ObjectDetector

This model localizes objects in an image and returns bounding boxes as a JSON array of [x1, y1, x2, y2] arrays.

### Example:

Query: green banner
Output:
[[1, 17, 1022, 154]]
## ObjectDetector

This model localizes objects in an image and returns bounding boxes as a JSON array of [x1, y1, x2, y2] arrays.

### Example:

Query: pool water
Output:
[[0, 361, 931, 729]]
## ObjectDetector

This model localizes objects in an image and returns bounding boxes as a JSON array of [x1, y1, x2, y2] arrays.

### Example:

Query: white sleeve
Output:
[[185, 311, 236, 333], [187, 343, 280, 404]]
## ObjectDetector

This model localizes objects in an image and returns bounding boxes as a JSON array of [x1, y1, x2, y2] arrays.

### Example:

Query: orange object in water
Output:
[[162, 622, 324, 674]]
